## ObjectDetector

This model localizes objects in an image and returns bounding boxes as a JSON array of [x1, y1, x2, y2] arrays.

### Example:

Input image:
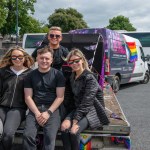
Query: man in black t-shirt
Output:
[[23, 46, 65, 150], [32, 26, 69, 71]]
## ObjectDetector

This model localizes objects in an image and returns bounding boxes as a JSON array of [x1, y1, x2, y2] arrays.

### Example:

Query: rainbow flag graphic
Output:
[[80, 141, 91, 150], [126, 42, 137, 62]]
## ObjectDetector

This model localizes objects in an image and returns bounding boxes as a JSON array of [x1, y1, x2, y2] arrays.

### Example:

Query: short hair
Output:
[[37, 46, 54, 57], [49, 26, 62, 32]]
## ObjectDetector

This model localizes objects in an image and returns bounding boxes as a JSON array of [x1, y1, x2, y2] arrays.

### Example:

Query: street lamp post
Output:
[[16, 0, 18, 45]]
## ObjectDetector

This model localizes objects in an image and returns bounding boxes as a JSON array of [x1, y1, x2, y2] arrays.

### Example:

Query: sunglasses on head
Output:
[[11, 55, 24, 60], [49, 34, 61, 39], [68, 58, 81, 65]]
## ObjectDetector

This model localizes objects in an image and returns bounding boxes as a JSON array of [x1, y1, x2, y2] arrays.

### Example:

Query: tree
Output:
[[0, 0, 37, 36], [19, 16, 49, 36], [106, 15, 136, 31], [48, 8, 88, 32], [0, 0, 8, 29]]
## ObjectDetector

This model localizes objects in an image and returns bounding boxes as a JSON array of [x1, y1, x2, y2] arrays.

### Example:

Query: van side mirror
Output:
[[141, 56, 145, 61], [145, 55, 150, 61]]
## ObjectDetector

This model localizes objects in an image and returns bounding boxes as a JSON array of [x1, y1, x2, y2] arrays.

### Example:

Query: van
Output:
[[23, 29, 149, 92], [67, 28, 149, 92], [22, 33, 46, 55]]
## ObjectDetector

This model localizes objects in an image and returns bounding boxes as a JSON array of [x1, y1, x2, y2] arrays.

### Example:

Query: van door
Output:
[[129, 46, 146, 82]]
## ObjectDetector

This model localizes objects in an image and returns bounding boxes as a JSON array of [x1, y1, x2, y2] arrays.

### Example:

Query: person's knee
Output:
[[23, 130, 34, 141], [61, 119, 71, 131], [2, 131, 14, 142]]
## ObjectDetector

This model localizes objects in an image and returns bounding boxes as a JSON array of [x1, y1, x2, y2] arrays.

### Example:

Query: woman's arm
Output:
[[73, 74, 99, 121]]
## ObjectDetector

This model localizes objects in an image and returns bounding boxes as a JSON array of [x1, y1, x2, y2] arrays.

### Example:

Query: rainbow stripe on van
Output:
[[126, 42, 138, 62]]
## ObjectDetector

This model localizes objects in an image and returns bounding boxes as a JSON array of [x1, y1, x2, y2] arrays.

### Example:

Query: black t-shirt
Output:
[[52, 46, 69, 70], [24, 68, 65, 106]]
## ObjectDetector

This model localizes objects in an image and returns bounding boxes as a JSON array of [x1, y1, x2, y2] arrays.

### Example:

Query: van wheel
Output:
[[140, 72, 150, 84], [112, 76, 120, 93]]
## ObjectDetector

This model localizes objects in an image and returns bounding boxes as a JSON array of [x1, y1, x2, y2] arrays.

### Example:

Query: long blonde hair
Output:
[[67, 48, 91, 71], [0, 46, 34, 68]]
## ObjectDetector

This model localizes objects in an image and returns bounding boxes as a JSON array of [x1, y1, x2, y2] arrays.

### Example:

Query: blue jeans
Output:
[[0, 106, 26, 150], [23, 105, 60, 150]]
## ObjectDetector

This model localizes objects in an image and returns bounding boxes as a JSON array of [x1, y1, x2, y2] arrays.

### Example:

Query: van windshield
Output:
[[25, 34, 45, 48]]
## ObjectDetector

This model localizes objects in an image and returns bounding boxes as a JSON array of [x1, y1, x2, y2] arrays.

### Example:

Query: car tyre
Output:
[[140, 72, 150, 84], [112, 76, 120, 93]]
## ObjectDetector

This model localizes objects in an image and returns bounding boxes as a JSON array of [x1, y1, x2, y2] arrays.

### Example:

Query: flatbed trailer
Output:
[[13, 84, 131, 150]]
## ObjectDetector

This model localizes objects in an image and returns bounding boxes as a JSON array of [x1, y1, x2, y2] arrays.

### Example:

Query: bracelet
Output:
[[47, 109, 53, 116]]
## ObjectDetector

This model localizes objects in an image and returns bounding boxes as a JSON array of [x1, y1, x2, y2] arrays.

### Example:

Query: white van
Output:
[[67, 28, 150, 92], [22, 30, 149, 92], [22, 33, 46, 55], [123, 34, 149, 83]]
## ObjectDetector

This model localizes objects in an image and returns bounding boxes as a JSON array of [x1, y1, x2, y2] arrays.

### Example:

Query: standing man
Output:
[[23, 46, 65, 150], [32, 26, 69, 71]]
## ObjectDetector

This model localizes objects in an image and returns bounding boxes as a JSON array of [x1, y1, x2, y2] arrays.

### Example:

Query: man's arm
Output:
[[40, 87, 65, 125], [48, 87, 65, 113], [24, 88, 41, 117]]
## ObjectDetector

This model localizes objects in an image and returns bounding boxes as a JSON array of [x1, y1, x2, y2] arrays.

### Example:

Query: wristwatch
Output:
[[47, 109, 53, 116]]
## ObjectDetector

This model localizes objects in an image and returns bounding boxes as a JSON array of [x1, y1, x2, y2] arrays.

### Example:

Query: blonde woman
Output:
[[0, 46, 34, 150], [61, 48, 109, 150]]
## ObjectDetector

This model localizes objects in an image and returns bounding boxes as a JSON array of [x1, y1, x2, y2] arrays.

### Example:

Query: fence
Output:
[[0, 41, 22, 57]]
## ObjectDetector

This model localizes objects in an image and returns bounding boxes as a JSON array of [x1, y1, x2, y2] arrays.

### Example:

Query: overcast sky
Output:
[[33, 0, 150, 31]]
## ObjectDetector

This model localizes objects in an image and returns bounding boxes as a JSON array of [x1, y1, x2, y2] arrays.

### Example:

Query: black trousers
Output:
[[0, 106, 26, 150], [61, 117, 89, 150], [23, 105, 60, 150]]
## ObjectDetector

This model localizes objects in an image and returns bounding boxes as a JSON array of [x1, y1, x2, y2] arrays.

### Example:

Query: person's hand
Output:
[[35, 112, 42, 124], [61, 120, 71, 131], [70, 123, 80, 134], [41, 111, 50, 120], [38, 111, 50, 126]]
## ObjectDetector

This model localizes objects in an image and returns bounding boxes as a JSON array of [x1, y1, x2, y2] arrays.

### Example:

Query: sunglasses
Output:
[[68, 58, 81, 65], [49, 34, 61, 39], [11, 55, 24, 60]]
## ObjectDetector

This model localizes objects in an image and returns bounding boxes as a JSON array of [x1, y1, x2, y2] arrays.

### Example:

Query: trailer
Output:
[[13, 84, 130, 149], [55, 85, 131, 149]]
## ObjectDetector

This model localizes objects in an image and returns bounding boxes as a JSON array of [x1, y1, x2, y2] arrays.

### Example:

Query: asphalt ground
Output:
[[117, 81, 150, 150]]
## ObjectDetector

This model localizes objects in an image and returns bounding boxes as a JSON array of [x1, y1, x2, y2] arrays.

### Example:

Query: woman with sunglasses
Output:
[[0, 46, 34, 150], [61, 48, 109, 150]]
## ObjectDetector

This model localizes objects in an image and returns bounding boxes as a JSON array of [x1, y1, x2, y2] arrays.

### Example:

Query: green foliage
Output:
[[48, 8, 88, 32], [0, 0, 8, 29], [20, 16, 49, 35], [106, 15, 136, 31], [0, 0, 39, 36]]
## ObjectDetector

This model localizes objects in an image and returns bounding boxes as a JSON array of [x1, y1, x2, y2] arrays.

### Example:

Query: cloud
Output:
[[33, 0, 150, 31]]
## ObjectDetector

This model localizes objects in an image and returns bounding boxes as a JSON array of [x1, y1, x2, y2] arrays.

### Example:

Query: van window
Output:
[[125, 44, 130, 61], [25, 34, 46, 49], [139, 47, 145, 61]]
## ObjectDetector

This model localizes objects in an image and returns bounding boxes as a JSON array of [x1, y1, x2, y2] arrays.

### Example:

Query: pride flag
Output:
[[80, 134, 92, 150], [80, 141, 91, 150], [126, 42, 137, 62]]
